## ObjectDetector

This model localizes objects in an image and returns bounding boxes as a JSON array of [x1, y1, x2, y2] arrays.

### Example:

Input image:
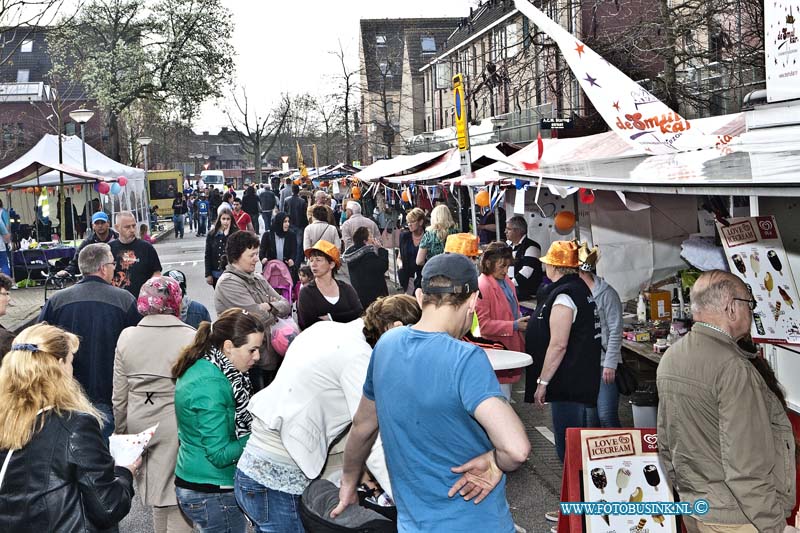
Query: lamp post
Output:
[[68, 108, 95, 241], [137, 136, 153, 225]]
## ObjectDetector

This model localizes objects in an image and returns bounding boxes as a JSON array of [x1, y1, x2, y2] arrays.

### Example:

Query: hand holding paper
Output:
[[109, 424, 158, 466]]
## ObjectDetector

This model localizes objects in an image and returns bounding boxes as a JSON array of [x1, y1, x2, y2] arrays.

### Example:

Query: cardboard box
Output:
[[647, 290, 672, 320]]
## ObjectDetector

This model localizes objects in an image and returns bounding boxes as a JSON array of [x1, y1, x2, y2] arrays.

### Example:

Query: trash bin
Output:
[[630, 383, 658, 428]]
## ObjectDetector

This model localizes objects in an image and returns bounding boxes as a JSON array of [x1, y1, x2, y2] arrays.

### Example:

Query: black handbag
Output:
[[615, 362, 638, 396], [300, 479, 396, 533]]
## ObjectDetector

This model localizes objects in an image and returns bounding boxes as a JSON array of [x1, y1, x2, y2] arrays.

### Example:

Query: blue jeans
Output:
[[234, 470, 305, 533], [175, 487, 246, 533], [198, 214, 208, 235], [173, 215, 185, 238], [94, 402, 114, 441], [550, 401, 591, 462], [586, 377, 621, 428], [261, 212, 272, 233], [0, 250, 9, 276]]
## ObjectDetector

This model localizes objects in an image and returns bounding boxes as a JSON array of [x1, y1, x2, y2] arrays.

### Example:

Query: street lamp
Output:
[[69, 108, 94, 172], [137, 136, 153, 225]]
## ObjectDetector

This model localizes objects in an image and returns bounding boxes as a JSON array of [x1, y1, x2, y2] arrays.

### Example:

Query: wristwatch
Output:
[[537, 378, 549, 386]]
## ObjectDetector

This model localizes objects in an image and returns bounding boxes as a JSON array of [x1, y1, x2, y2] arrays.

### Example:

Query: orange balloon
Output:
[[351, 186, 361, 200], [293, 178, 302, 185], [554, 211, 576, 234], [475, 190, 490, 208], [401, 189, 410, 203]]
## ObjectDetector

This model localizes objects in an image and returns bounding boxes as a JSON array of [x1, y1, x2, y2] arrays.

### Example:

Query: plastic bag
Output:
[[271, 316, 300, 357]]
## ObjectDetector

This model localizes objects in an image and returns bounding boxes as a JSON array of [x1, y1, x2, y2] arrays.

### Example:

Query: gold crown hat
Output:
[[576, 241, 599, 271], [444, 233, 481, 257], [539, 240, 579, 267]]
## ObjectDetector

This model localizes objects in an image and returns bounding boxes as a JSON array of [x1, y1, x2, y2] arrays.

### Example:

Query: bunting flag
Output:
[[520, 131, 545, 170], [489, 186, 505, 211], [514, 0, 736, 155]]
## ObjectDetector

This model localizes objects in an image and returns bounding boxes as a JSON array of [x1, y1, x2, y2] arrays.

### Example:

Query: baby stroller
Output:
[[263, 259, 294, 305]]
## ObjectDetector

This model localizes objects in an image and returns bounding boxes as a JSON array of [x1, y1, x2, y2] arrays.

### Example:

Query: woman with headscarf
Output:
[[0, 324, 136, 531], [112, 276, 197, 533], [259, 211, 298, 281], [172, 308, 265, 533]]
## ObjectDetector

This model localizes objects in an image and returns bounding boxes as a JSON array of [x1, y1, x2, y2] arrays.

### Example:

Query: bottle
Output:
[[683, 287, 692, 320], [637, 293, 647, 323], [672, 288, 682, 320]]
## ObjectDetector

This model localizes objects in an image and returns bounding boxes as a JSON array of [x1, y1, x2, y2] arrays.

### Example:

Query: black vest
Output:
[[512, 237, 543, 300], [524, 274, 602, 405]]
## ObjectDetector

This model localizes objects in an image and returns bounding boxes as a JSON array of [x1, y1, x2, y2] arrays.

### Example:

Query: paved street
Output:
[[115, 232, 638, 533]]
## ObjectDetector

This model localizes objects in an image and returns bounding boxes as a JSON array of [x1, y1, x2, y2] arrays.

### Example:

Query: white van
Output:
[[200, 170, 225, 188]]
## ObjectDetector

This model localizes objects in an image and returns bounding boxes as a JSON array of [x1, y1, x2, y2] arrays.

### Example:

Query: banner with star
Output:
[[514, 0, 732, 155], [765, 0, 800, 102]]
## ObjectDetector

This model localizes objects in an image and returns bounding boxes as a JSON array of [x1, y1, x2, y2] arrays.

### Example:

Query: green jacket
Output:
[[174, 359, 249, 487]]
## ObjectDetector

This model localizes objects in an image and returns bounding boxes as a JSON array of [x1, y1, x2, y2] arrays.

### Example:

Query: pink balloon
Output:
[[117, 176, 128, 187], [98, 181, 111, 194]]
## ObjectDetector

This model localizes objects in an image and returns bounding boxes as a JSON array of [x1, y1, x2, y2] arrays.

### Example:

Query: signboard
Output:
[[580, 429, 678, 533], [765, 0, 800, 102], [540, 118, 574, 130], [452, 73, 469, 152], [435, 62, 452, 90], [718, 216, 800, 344]]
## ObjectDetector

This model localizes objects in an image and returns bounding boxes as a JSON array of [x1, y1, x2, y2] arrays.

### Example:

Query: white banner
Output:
[[765, 0, 800, 102]]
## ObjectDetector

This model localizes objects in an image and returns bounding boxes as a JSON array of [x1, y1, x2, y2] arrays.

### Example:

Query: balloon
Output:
[[475, 190, 490, 208], [579, 188, 595, 204], [93, 182, 100, 192], [25, 187, 34, 193], [554, 211, 576, 235], [98, 182, 111, 195], [293, 178, 302, 185], [75, 185, 82, 193], [117, 176, 128, 186], [351, 186, 361, 200], [110, 183, 122, 195]]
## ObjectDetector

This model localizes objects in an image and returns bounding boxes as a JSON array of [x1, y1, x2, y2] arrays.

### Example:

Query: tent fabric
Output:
[[379, 143, 518, 184], [354, 150, 450, 182], [0, 135, 145, 188]]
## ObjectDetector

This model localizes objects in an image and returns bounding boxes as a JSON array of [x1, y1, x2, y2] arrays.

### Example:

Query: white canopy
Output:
[[0, 134, 145, 188]]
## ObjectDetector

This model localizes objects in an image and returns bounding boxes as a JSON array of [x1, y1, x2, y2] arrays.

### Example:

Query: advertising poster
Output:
[[581, 429, 677, 533], [717, 216, 800, 344], [765, 0, 800, 102]]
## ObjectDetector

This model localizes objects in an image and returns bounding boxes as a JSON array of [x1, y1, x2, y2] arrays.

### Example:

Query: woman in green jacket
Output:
[[172, 308, 264, 533]]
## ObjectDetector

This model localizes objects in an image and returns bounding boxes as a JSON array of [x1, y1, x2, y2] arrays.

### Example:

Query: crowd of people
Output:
[[0, 175, 796, 533]]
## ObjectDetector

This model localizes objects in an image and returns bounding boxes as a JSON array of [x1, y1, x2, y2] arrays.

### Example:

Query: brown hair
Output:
[[421, 275, 474, 309], [172, 308, 265, 378], [406, 208, 425, 225], [353, 226, 370, 247], [479, 242, 513, 275], [362, 295, 421, 347], [312, 205, 329, 222]]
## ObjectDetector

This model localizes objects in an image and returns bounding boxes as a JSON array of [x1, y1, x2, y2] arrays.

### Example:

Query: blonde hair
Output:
[[429, 204, 455, 244], [406, 208, 425, 225], [0, 324, 100, 449]]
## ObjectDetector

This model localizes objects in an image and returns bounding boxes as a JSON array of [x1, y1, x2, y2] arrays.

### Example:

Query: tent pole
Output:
[[468, 187, 478, 236], [85, 182, 90, 237]]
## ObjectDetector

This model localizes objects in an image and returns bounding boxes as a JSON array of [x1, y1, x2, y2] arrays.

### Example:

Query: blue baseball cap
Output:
[[91, 212, 109, 224]]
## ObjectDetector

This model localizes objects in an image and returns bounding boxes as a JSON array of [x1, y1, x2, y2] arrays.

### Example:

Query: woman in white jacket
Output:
[[234, 294, 421, 533]]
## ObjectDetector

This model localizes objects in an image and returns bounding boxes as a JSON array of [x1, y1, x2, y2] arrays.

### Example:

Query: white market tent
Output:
[[0, 135, 147, 228]]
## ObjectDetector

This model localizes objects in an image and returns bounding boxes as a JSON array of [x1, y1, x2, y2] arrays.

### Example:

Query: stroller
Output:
[[263, 259, 294, 305]]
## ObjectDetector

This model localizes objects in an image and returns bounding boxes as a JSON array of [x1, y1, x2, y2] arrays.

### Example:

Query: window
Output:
[[20, 40, 32, 53], [523, 18, 531, 51], [379, 61, 392, 77], [16, 69, 29, 83], [421, 36, 436, 53], [376, 34, 386, 46]]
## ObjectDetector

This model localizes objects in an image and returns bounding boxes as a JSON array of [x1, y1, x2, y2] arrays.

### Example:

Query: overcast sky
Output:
[[194, 0, 476, 133]]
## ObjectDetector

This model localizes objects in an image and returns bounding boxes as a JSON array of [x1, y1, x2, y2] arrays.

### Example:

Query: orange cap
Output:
[[540, 240, 579, 267], [444, 233, 480, 257], [304, 239, 341, 268]]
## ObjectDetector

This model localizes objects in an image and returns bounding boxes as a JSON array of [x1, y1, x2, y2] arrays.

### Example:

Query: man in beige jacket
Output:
[[657, 270, 797, 533]]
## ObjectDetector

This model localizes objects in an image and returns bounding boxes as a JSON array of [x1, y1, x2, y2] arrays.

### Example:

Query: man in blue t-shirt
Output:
[[333, 253, 530, 532]]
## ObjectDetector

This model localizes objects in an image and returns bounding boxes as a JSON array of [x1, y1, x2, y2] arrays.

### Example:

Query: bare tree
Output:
[[225, 88, 291, 183], [331, 40, 358, 164], [316, 97, 341, 166]]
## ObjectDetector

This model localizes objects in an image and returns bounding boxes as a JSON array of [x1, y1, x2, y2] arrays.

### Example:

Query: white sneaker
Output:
[[513, 525, 526, 533], [545, 510, 559, 522], [550, 527, 557, 533]]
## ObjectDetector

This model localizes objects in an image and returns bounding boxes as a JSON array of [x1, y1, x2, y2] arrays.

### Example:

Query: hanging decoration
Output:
[[579, 188, 596, 204], [75, 185, 82, 193], [401, 189, 410, 203], [110, 183, 122, 195], [475, 189, 491, 208], [351, 186, 361, 200], [98, 181, 111, 195], [554, 210, 576, 235], [38, 188, 50, 219], [520, 132, 545, 170], [25, 187, 34, 193], [117, 176, 128, 187]]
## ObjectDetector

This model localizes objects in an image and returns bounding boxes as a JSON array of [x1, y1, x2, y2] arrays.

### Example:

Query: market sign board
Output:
[[452, 73, 469, 152], [540, 118, 574, 130], [718, 216, 800, 344], [765, 0, 800, 102], [580, 429, 678, 533]]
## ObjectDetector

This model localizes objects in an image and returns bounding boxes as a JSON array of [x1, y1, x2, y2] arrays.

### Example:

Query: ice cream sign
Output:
[[718, 216, 800, 344]]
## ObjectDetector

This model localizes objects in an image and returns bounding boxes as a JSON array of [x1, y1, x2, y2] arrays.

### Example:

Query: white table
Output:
[[483, 349, 533, 399]]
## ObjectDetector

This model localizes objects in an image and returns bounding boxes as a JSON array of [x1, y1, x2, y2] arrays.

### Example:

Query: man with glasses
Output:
[[39, 243, 141, 438], [657, 270, 797, 533], [56, 211, 118, 278]]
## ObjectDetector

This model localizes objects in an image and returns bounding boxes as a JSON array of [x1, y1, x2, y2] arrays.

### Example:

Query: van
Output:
[[200, 170, 225, 188]]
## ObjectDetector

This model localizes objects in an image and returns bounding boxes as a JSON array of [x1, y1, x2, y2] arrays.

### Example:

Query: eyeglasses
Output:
[[732, 297, 757, 311], [103, 261, 117, 268]]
